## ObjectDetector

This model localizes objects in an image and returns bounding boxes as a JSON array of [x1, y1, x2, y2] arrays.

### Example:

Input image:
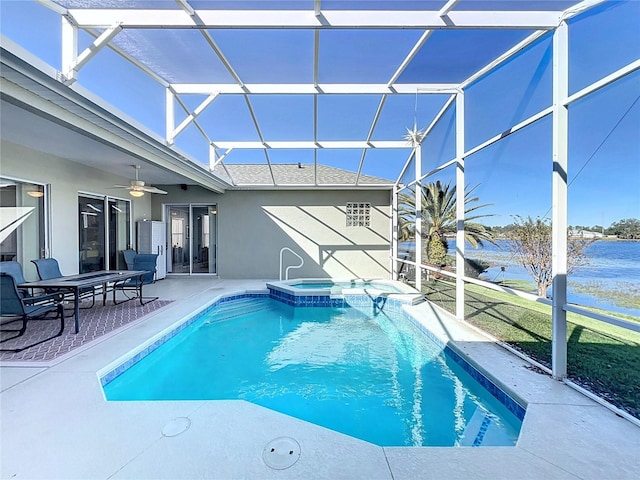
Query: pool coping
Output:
[[266, 278, 423, 303]]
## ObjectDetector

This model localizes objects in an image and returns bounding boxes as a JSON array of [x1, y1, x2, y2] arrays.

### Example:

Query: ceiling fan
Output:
[[113, 165, 168, 197]]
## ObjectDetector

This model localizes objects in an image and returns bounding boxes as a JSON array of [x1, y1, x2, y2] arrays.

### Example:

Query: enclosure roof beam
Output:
[[439, 0, 462, 18], [66, 9, 562, 30], [68, 8, 562, 30], [461, 29, 549, 89], [356, 94, 387, 185], [387, 30, 434, 88], [170, 83, 459, 95], [211, 141, 409, 149]]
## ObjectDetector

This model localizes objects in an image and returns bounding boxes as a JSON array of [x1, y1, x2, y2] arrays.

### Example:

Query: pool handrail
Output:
[[279, 247, 304, 280]]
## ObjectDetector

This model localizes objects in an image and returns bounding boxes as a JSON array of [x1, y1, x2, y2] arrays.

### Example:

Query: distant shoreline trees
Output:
[[487, 217, 639, 240], [602, 218, 640, 239]]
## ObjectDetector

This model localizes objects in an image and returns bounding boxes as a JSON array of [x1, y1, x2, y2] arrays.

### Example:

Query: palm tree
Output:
[[398, 180, 496, 266]]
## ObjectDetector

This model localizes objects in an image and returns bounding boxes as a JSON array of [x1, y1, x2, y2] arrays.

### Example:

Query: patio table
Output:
[[19, 270, 148, 334]]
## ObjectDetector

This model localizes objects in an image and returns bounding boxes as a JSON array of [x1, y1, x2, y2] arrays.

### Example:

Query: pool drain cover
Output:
[[262, 437, 301, 470], [161, 417, 191, 437]]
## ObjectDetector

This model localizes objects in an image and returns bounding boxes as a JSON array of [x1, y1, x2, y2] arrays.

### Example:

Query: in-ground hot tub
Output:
[[266, 278, 423, 305]]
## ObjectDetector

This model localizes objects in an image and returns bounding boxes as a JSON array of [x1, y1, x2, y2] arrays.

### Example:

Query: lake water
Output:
[[401, 239, 640, 318]]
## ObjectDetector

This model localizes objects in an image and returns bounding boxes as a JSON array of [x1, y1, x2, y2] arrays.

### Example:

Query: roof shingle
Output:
[[213, 163, 392, 188]]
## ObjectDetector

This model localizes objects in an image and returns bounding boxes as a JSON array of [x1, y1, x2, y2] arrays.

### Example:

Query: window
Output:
[[346, 202, 371, 227]]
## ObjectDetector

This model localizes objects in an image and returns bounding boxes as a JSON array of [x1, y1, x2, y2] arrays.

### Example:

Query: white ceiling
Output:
[[1, 99, 191, 185]]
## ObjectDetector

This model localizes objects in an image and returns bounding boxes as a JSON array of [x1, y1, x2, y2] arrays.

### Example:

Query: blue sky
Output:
[[1, 0, 638, 227]]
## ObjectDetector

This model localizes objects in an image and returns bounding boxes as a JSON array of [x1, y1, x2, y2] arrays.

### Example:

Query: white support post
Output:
[[551, 21, 569, 379], [209, 144, 217, 171], [61, 16, 77, 84], [391, 188, 399, 280], [313, 29, 320, 88], [455, 92, 465, 320], [166, 88, 175, 144], [415, 144, 423, 292]]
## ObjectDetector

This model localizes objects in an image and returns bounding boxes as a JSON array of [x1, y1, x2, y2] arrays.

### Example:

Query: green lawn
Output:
[[422, 279, 640, 419]]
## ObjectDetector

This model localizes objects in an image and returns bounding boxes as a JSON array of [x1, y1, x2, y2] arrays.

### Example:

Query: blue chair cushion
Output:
[[0, 261, 30, 298], [123, 249, 137, 270], [31, 258, 63, 281], [32, 258, 94, 299], [131, 254, 158, 284]]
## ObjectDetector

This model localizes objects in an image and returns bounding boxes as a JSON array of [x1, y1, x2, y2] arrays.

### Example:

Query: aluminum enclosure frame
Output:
[[26, 0, 637, 382]]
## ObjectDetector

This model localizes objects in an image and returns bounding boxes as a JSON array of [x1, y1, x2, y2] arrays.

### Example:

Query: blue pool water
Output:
[[103, 298, 523, 447]]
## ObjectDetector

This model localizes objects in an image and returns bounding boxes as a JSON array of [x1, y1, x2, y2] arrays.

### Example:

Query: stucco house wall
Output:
[[154, 186, 392, 280]]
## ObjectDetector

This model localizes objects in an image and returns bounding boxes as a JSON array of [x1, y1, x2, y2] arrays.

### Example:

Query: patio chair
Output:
[[0, 260, 65, 307], [0, 273, 65, 353], [122, 249, 137, 270], [31, 258, 96, 308], [0, 261, 31, 299], [113, 253, 159, 306]]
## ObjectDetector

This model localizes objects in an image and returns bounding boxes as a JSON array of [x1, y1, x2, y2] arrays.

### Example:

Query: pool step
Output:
[[205, 298, 270, 323], [460, 408, 513, 447]]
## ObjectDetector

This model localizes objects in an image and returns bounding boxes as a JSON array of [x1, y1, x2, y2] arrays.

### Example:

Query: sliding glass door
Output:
[[79, 196, 105, 272], [192, 206, 216, 273], [79, 195, 131, 273], [167, 204, 217, 275], [168, 205, 189, 274], [108, 198, 131, 270]]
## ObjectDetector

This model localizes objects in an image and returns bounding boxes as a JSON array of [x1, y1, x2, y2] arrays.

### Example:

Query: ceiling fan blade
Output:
[[112, 166, 167, 194], [142, 185, 168, 194]]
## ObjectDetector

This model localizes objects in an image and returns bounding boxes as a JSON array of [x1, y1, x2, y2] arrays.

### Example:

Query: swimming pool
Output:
[[102, 295, 524, 447]]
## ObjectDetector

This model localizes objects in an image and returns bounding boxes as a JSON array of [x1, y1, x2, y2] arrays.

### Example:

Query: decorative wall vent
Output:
[[346, 202, 371, 227]]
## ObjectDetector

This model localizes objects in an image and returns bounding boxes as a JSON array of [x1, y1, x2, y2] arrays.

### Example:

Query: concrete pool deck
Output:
[[1, 277, 639, 479]]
